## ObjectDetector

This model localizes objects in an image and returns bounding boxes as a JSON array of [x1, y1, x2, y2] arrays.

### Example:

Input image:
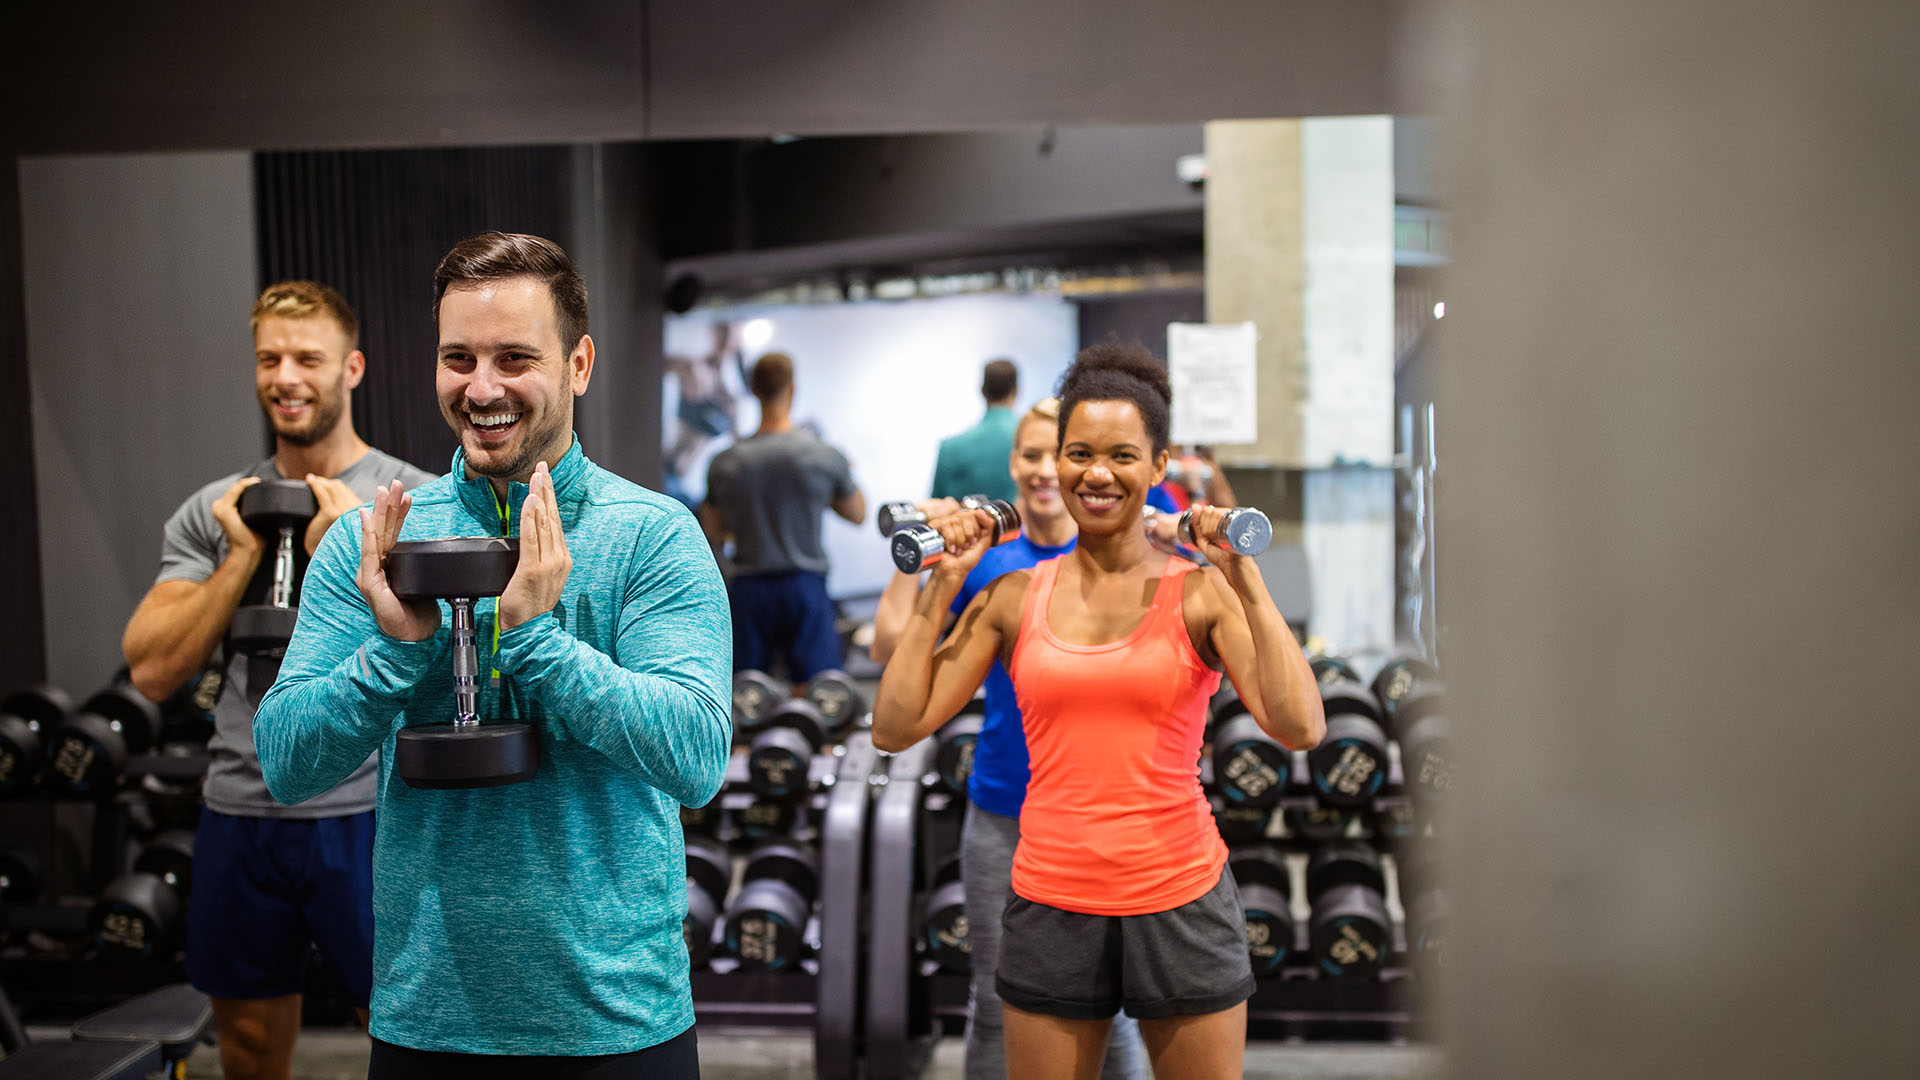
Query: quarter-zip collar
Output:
[[450, 434, 589, 535]]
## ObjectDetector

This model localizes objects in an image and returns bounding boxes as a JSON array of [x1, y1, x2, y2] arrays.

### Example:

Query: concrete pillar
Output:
[[1205, 117, 1395, 651], [1437, 2, 1920, 1076]]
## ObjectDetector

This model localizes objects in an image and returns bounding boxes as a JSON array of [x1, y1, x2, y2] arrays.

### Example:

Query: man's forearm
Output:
[[123, 551, 260, 701]]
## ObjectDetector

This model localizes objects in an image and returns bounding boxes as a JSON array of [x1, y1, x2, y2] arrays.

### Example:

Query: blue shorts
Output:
[[185, 809, 375, 1006], [729, 570, 843, 682]]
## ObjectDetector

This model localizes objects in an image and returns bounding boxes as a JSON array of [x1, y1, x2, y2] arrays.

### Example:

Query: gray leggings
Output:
[[961, 804, 1149, 1080]]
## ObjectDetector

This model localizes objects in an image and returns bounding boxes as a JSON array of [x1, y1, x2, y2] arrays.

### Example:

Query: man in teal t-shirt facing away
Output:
[[930, 358, 1020, 504], [255, 232, 731, 1077]]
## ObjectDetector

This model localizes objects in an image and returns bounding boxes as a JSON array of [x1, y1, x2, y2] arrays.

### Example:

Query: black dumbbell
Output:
[[1284, 805, 1356, 842], [932, 703, 984, 794], [1210, 688, 1290, 809], [748, 699, 826, 800], [1, 685, 70, 795], [1392, 682, 1453, 804], [89, 831, 195, 960], [1309, 656, 1363, 687], [724, 841, 819, 972], [1304, 842, 1392, 982], [735, 798, 799, 841], [732, 670, 789, 734], [1396, 851, 1447, 977], [803, 669, 866, 733], [1369, 801, 1420, 844], [922, 854, 969, 973], [1229, 845, 1295, 978], [386, 538, 540, 789], [0, 847, 47, 906], [1212, 799, 1273, 844], [1304, 679, 1390, 809], [890, 499, 1021, 574], [45, 684, 163, 795], [1176, 506, 1273, 556], [684, 835, 731, 969], [1371, 656, 1439, 727], [229, 480, 320, 655]]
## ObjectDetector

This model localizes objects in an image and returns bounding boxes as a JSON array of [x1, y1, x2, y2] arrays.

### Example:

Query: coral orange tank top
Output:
[[1009, 556, 1225, 915]]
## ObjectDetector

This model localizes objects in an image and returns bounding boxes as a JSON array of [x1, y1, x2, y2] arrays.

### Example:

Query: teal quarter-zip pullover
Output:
[[255, 437, 732, 1054]]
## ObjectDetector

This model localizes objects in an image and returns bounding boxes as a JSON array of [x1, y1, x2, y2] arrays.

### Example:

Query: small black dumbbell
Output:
[[1212, 799, 1273, 845], [921, 854, 969, 973], [732, 670, 789, 735], [1371, 656, 1439, 728], [747, 699, 826, 800], [1304, 680, 1390, 809], [1284, 805, 1356, 842], [89, 830, 196, 959], [1305, 841, 1392, 982], [1210, 688, 1290, 809], [803, 669, 866, 733], [1, 684, 71, 795], [229, 479, 320, 656], [735, 798, 799, 841], [724, 841, 820, 972], [684, 835, 731, 969], [932, 703, 984, 794], [46, 684, 163, 795], [1309, 656, 1364, 687], [1229, 845, 1295, 978]]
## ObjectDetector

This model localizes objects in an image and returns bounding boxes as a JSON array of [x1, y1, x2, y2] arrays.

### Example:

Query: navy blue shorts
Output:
[[185, 809, 375, 1006], [729, 570, 843, 681]]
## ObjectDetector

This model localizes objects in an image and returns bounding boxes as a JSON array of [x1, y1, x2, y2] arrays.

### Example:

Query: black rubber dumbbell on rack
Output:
[[732, 670, 789, 735], [921, 854, 969, 973], [45, 684, 164, 795], [385, 538, 539, 788], [684, 835, 732, 969], [1211, 798, 1273, 844], [89, 830, 195, 959], [1309, 655, 1364, 687], [1391, 681, 1453, 807], [747, 699, 827, 800], [0, 685, 70, 794], [1229, 845, 1295, 978], [890, 499, 1022, 574], [734, 798, 799, 841], [1304, 841, 1392, 982], [723, 841, 819, 972], [1210, 687, 1290, 809], [1284, 805, 1356, 842], [1303, 679, 1391, 809], [228, 480, 319, 655], [803, 669, 867, 734], [1371, 656, 1440, 727], [1396, 851, 1448, 977], [931, 699, 985, 795]]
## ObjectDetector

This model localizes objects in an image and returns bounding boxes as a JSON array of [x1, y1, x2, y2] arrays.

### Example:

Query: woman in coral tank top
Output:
[[875, 343, 1324, 1080]]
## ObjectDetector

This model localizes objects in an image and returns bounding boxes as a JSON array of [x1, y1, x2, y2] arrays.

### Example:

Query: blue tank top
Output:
[[948, 533, 1076, 817]]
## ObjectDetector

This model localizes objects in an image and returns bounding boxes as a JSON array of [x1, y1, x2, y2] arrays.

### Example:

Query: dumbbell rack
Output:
[[688, 735, 878, 1080]]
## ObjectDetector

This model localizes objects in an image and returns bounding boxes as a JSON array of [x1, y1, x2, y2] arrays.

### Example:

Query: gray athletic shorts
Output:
[[995, 868, 1256, 1021]]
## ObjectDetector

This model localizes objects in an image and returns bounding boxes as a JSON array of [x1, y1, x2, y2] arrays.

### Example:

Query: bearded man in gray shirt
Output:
[[122, 281, 433, 1080]]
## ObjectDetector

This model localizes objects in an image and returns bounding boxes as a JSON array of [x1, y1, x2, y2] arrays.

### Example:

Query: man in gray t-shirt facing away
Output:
[[121, 281, 434, 1077], [701, 351, 865, 682]]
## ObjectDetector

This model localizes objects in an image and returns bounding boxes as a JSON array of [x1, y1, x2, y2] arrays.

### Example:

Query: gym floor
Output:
[[176, 1029, 1441, 1078]]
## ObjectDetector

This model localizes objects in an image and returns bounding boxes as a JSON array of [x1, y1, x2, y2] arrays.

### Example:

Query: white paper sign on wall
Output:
[[1167, 321, 1258, 445]]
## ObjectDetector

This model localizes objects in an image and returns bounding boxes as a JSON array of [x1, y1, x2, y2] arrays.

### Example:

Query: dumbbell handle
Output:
[[891, 500, 1021, 573], [450, 597, 479, 728], [270, 526, 297, 608], [1177, 507, 1273, 556]]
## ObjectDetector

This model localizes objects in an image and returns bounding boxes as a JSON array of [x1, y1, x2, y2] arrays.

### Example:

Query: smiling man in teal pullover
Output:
[[255, 232, 730, 1077]]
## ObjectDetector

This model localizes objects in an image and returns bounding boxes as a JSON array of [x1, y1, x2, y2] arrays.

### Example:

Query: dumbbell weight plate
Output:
[[0, 847, 48, 905], [803, 670, 866, 732], [237, 479, 319, 530], [229, 605, 299, 656], [134, 831, 195, 900], [1211, 713, 1290, 809], [1310, 656, 1363, 687], [923, 878, 970, 973], [1305, 842, 1387, 900], [385, 538, 519, 600], [1372, 658, 1440, 724], [732, 671, 787, 733], [45, 713, 128, 794], [726, 841, 821, 972], [394, 723, 540, 789], [1284, 805, 1355, 842], [934, 715, 983, 794], [90, 872, 182, 959], [1405, 887, 1449, 976], [681, 798, 723, 836], [1212, 801, 1273, 844], [685, 836, 732, 908], [1305, 712, 1390, 809], [735, 799, 798, 840], [1309, 883, 1391, 982], [1399, 713, 1453, 802], [685, 878, 720, 969], [748, 700, 827, 800], [876, 501, 926, 536], [0, 713, 44, 794], [1, 685, 72, 729], [83, 685, 163, 756]]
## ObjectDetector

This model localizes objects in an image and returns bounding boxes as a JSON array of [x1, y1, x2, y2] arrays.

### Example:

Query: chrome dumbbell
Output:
[[889, 499, 1021, 573]]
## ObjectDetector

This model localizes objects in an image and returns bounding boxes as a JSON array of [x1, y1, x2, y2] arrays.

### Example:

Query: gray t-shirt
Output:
[[155, 447, 436, 818], [705, 430, 856, 576]]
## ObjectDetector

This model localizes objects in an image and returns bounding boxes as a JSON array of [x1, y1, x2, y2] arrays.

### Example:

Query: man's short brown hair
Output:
[[982, 358, 1018, 402], [751, 352, 794, 402], [433, 232, 589, 354], [251, 281, 359, 348]]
